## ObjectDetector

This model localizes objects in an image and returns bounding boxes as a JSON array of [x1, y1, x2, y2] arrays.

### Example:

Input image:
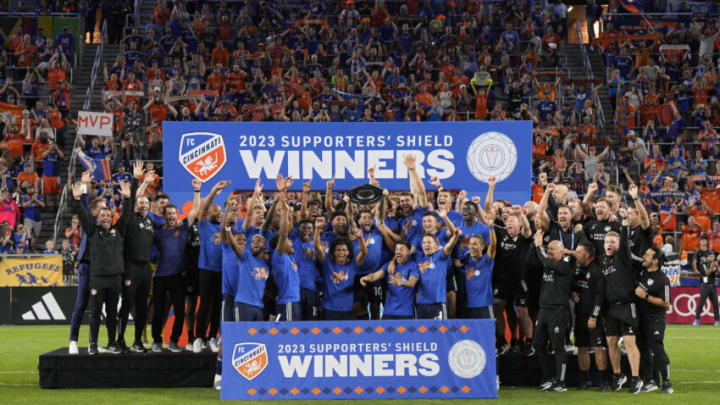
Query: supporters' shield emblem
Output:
[[232, 342, 268, 381], [178, 132, 227, 182]]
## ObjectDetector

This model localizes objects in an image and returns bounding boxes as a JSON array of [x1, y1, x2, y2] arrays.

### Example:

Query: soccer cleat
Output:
[[130, 342, 147, 353], [628, 377, 643, 394], [214, 374, 222, 391], [693, 320, 700, 326], [598, 382, 610, 392], [186, 343, 194, 351], [576, 380, 593, 390], [193, 338, 204, 353], [611, 374, 627, 391], [641, 380, 658, 392], [105, 344, 122, 354], [68, 340, 79, 355], [498, 343, 511, 356], [523, 343, 536, 357], [168, 342, 183, 353], [116, 340, 129, 354], [209, 338, 220, 353], [548, 381, 567, 392], [659, 382, 674, 394], [88, 343, 98, 356], [152, 342, 163, 353], [539, 380, 554, 391]]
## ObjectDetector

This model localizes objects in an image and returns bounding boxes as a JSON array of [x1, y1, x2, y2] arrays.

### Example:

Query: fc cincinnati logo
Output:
[[178, 132, 227, 182], [466, 131, 517, 183], [232, 342, 268, 381]]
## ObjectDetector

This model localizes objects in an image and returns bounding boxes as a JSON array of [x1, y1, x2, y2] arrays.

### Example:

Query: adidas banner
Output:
[[8, 287, 77, 324], [163, 121, 532, 206], [0, 255, 64, 287], [221, 319, 497, 400]]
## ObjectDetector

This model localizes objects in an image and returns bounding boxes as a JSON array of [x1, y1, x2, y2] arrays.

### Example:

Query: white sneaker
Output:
[[193, 338, 204, 354], [214, 374, 222, 391], [68, 340, 79, 355], [209, 338, 220, 353]]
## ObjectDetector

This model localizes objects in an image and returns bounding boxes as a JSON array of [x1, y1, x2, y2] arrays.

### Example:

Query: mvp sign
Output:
[[77, 111, 113, 137]]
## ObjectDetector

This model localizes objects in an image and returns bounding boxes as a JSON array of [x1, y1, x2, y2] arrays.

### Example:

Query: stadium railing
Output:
[[52, 20, 107, 243]]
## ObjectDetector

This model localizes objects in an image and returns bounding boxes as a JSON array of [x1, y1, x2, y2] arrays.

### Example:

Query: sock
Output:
[[216, 357, 222, 376], [599, 369, 607, 384], [579, 370, 589, 382], [510, 337, 518, 346]]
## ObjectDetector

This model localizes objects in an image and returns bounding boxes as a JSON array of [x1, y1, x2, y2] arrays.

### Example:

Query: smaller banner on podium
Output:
[[221, 319, 497, 400]]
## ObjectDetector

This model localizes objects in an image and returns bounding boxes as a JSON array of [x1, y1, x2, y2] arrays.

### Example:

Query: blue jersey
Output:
[[234, 248, 269, 308], [22, 195, 43, 221], [399, 206, 428, 242], [456, 221, 491, 262], [416, 250, 449, 304], [440, 210, 463, 228], [221, 243, 239, 296], [412, 229, 450, 261], [355, 228, 384, 275], [292, 236, 318, 291], [465, 255, 495, 308], [382, 260, 420, 317], [43, 151, 60, 177], [272, 250, 300, 304], [112, 172, 132, 184], [320, 256, 357, 312], [198, 219, 222, 271], [154, 220, 188, 277]]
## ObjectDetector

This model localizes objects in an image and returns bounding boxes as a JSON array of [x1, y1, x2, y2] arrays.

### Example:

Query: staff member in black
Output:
[[72, 180, 132, 355], [116, 162, 156, 353], [635, 247, 673, 394], [568, 242, 609, 391], [694, 251, 720, 326], [533, 231, 574, 392]]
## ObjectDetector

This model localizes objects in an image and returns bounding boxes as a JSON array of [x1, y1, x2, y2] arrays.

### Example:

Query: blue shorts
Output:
[[234, 302, 264, 322]]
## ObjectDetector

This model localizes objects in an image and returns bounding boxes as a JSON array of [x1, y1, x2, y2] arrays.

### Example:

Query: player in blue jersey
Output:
[[269, 181, 301, 321], [416, 228, 461, 319], [314, 216, 368, 320], [464, 231, 497, 319], [353, 209, 387, 319], [151, 179, 200, 353], [360, 239, 420, 319], [193, 180, 231, 354]]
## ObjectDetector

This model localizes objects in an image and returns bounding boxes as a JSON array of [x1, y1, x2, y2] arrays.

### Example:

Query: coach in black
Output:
[[72, 180, 131, 355], [635, 247, 673, 394], [533, 231, 575, 392], [116, 162, 156, 353]]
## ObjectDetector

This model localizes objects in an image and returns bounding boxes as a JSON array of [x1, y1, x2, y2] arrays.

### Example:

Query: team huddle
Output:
[[67, 156, 673, 394]]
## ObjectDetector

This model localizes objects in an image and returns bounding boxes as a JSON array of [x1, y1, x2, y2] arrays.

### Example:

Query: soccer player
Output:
[[464, 231, 497, 319], [314, 217, 368, 320], [694, 251, 720, 326], [636, 247, 673, 394], [600, 228, 643, 393], [270, 189, 301, 321], [533, 231, 574, 392], [151, 179, 200, 352], [360, 240, 419, 319], [353, 208, 387, 320], [193, 180, 229, 353], [72, 180, 132, 355], [569, 242, 609, 391], [116, 162, 156, 353], [416, 228, 461, 319]]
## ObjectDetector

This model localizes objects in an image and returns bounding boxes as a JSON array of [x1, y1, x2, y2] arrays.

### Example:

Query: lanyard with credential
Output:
[[559, 228, 575, 250]]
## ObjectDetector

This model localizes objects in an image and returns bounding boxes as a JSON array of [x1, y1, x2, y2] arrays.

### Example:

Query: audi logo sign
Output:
[[667, 287, 720, 324]]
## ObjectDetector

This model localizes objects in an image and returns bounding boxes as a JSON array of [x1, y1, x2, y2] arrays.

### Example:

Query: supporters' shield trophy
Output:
[[346, 184, 384, 205]]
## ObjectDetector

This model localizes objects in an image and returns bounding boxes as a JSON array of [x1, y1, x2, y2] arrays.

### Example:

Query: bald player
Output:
[[193, 180, 230, 353]]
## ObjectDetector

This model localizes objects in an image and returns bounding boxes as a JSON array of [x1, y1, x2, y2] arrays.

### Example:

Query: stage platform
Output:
[[38, 347, 628, 389], [38, 348, 216, 389]]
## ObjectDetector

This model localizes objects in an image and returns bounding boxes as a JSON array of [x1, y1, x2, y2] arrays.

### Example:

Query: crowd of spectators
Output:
[[0, 0, 719, 284]]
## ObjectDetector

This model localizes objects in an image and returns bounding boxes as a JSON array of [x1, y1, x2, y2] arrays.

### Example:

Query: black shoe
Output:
[[523, 343, 536, 357], [105, 343, 122, 354], [548, 381, 567, 392], [659, 382, 674, 394], [88, 343, 98, 355], [576, 380, 593, 390], [628, 377, 643, 394], [539, 380, 554, 391], [130, 341, 147, 353], [598, 383, 610, 392], [510, 344, 522, 353], [117, 339, 129, 354], [641, 380, 658, 392], [611, 374, 627, 391]]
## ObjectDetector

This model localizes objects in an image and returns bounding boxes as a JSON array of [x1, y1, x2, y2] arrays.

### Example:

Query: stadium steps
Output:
[[138, 0, 157, 26]]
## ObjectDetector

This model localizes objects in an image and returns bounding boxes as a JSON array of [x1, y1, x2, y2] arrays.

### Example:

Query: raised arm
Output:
[[485, 176, 496, 213], [199, 180, 230, 222], [353, 227, 368, 266], [221, 206, 245, 257], [442, 228, 461, 257], [324, 177, 335, 216], [276, 194, 292, 255], [628, 184, 650, 229], [404, 154, 429, 209], [313, 216, 326, 262], [187, 179, 202, 225], [487, 228, 497, 259], [244, 179, 263, 231], [539, 182, 554, 223]]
